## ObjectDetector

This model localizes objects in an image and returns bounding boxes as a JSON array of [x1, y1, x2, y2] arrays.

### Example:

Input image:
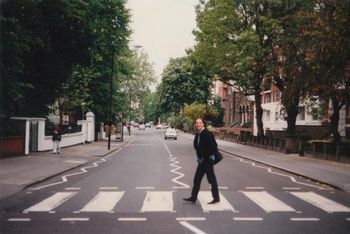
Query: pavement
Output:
[[1, 131, 350, 201]]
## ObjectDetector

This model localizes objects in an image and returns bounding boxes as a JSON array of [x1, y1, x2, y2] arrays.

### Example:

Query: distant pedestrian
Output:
[[183, 118, 220, 204], [52, 125, 62, 154]]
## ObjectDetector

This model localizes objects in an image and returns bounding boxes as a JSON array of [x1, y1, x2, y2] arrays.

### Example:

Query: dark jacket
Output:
[[193, 128, 217, 159], [52, 128, 62, 141]]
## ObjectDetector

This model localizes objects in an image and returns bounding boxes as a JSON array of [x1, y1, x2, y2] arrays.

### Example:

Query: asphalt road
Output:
[[1, 128, 350, 234]]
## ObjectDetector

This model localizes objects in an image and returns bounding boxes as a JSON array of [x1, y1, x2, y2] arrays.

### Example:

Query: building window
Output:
[[264, 110, 271, 121], [264, 93, 271, 103], [297, 107, 305, 121], [275, 92, 281, 102], [275, 111, 279, 121]]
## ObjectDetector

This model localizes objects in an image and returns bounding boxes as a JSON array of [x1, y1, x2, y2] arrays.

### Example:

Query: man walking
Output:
[[183, 118, 220, 204]]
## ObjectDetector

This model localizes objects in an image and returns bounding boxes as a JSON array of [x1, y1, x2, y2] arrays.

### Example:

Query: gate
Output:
[[30, 121, 39, 152]]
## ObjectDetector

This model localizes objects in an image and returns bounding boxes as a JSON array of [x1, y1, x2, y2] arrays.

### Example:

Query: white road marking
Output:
[[198, 191, 237, 212], [176, 217, 206, 221], [290, 192, 350, 212], [136, 187, 154, 190], [290, 218, 320, 221], [80, 191, 124, 212], [8, 218, 31, 222], [242, 191, 295, 212], [140, 191, 174, 212], [154, 132, 190, 189], [30, 159, 107, 190], [218, 187, 228, 190], [61, 218, 89, 222], [64, 160, 85, 164], [28, 137, 136, 191], [179, 221, 207, 234], [118, 217, 147, 221], [99, 187, 118, 190], [170, 157, 190, 189], [246, 187, 264, 190], [346, 218, 350, 221], [238, 159, 326, 190], [282, 187, 301, 190], [233, 217, 263, 221], [24, 192, 76, 212], [65, 187, 81, 190]]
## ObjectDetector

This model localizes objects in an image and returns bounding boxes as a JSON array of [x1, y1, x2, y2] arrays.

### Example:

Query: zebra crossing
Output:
[[23, 190, 350, 214]]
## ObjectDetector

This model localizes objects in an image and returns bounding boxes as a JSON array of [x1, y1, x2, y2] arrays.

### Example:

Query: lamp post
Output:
[[108, 43, 115, 150], [81, 102, 86, 120]]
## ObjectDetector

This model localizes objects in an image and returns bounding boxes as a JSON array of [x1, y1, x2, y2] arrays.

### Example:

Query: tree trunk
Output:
[[284, 103, 299, 154], [286, 104, 298, 137], [330, 97, 341, 143], [254, 91, 264, 137]]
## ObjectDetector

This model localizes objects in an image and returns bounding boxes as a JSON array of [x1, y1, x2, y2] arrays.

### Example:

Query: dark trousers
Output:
[[191, 159, 219, 200]]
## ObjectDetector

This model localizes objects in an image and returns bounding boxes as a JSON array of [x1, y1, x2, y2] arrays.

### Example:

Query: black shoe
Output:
[[183, 197, 196, 203], [207, 198, 220, 204]]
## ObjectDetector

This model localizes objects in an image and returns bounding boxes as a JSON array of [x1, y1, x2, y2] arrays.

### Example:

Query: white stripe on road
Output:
[[233, 217, 263, 221], [140, 191, 174, 212], [118, 217, 147, 221], [290, 192, 350, 212], [8, 218, 31, 222], [242, 191, 295, 212], [136, 187, 154, 190], [282, 187, 301, 190], [179, 221, 207, 234], [290, 217, 320, 221], [80, 191, 124, 212], [99, 187, 118, 190], [24, 192, 76, 212], [65, 187, 81, 190], [61, 218, 89, 222], [198, 191, 237, 212], [176, 217, 206, 221], [246, 187, 264, 190]]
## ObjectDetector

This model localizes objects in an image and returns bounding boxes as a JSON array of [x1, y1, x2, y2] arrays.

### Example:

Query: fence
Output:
[[0, 119, 26, 157], [212, 127, 350, 163]]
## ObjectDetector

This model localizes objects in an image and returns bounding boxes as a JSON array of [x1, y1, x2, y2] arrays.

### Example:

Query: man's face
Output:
[[195, 119, 204, 131]]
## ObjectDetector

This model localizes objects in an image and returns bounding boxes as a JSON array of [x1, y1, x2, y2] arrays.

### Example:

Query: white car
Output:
[[139, 124, 145, 130], [145, 123, 151, 128], [164, 128, 177, 140], [156, 124, 162, 129]]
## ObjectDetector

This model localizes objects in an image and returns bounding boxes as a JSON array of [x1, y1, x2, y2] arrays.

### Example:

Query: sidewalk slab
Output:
[[0, 136, 133, 200], [181, 132, 350, 193]]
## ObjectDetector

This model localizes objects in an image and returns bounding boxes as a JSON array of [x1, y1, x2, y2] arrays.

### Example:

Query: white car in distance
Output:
[[164, 128, 177, 140]]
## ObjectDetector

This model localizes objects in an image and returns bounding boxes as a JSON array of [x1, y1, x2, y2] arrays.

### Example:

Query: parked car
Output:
[[164, 128, 177, 140], [134, 123, 139, 128], [156, 124, 162, 129], [145, 122, 152, 128], [139, 124, 145, 130]]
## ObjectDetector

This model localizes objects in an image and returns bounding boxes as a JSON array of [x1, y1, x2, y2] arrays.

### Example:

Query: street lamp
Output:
[[108, 42, 116, 150], [81, 102, 86, 120]]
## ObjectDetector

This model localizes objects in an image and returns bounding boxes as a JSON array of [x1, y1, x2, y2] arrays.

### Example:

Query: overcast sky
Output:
[[126, 0, 198, 80]]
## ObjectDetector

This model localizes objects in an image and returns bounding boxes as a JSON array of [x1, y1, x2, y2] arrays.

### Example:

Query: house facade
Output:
[[212, 81, 350, 138]]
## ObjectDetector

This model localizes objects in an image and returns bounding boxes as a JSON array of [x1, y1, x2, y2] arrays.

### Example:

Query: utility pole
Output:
[[108, 45, 115, 150]]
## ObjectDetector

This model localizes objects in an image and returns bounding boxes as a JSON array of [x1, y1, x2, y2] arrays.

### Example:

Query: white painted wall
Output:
[[12, 112, 96, 154], [253, 99, 323, 136]]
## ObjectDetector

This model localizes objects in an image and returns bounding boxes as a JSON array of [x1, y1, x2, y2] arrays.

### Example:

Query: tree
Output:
[[120, 49, 157, 122], [156, 56, 211, 115], [140, 92, 158, 123], [1, 0, 92, 117], [301, 0, 350, 142], [192, 0, 284, 137], [82, 0, 131, 131], [183, 102, 218, 125]]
